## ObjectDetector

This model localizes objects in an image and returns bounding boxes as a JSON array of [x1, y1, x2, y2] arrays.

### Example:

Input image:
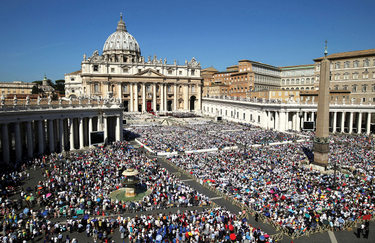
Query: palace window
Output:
[[123, 84, 128, 92], [343, 85, 348, 90], [353, 72, 359, 79], [301, 78, 305, 84], [179, 71, 182, 75], [123, 68, 129, 73], [362, 85, 367, 92], [353, 60, 359, 68], [344, 61, 350, 68], [335, 62, 341, 69], [363, 72, 369, 79], [334, 85, 339, 90], [191, 70, 195, 75], [344, 72, 349, 80], [168, 70, 172, 75], [352, 84, 357, 92], [111, 68, 115, 73], [93, 65, 98, 72], [364, 59, 370, 67]]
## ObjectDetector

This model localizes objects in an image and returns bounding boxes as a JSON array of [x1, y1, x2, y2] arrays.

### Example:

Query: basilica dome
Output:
[[103, 15, 141, 55]]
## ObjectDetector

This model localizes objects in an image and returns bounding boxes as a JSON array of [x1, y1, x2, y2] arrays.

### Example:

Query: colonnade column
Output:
[[275, 111, 280, 131], [295, 112, 299, 131], [79, 118, 84, 149], [104, 117, 108, 144], [115, 116, 121, 141], [152, 83, 157, 111], [367, 113, 372, 135], [173, 84, 177, 111], [357, 112, 362, 134], [48, 119, 54, 153], [2, 124, 10, 164], [311, 112, 315, 122], [38, 120, 44, 155], [88, 117, 92, 146], [279, 112, 286, 132], [59, 119, 65, 152], [129, 83, 134, 112], [69, 118, 74, 150], [349, 112, 353, 133], [304, 112, 307, 123], [119, 115, 123, 141], [26, 121, 33, 158], [14, 122, 22, 162], [332, 112, 337, 133], [142, 83, 146, 112], [341, 112, 346, 133]]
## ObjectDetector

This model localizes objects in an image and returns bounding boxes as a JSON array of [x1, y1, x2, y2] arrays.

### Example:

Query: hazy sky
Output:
[[0, 0, 374, 82]]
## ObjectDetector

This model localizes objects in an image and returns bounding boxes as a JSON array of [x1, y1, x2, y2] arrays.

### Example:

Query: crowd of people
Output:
[[129, 121, 300, 153], [169, 133, 375, 235]]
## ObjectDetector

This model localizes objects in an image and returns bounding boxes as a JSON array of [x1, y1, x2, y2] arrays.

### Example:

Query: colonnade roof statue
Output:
[[103, 13, 141, 56]]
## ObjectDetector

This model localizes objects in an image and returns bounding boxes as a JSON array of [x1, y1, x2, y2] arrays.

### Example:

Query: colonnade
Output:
[[202, 97, 375, 135], [0, 105, 124, 165]]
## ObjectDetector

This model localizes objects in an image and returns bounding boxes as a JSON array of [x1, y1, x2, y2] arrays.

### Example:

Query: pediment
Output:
[[136, 68, 165, 77]]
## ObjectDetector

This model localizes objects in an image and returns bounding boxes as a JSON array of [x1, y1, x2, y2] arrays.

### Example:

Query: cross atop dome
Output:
[[116, 13, 127, 32]]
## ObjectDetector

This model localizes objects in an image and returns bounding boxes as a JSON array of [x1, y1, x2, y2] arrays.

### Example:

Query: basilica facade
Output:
[[65, 15, 202, 112]]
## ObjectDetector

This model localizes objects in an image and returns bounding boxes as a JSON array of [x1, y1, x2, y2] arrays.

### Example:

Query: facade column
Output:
[[164, 84, 167, 111], [279, 111, 286, 132], [153, 83, 157, 111], [366, 112, 372, 135], [349, 112, 354, 133], [59, 119, 65, 152], [88, 117, 92, 146], [48, 119, 55, 153], [79, 118, 84, 149], [2, 124, 10, 164], [160, 84, 164, 111], [332, 112, 337, 133], [118, 83, 122, 102], [69, 118, 74, 150], [184, 85, 189, 110], [142, 83, 146, 112], [197, 85, 202, 111], [357, 112, 362, 134], [304, 112, 307, 122], [129, 83, 134, 112], [104, 117, 108, 144], [38, 120, 44, 155], [15, 122, 22, 162], [134, 84, 139, 112], [311, 112, 315, 122], [341, 112, 346, 133], [173, 84, 177, 111], [26, 121, 33, 158]]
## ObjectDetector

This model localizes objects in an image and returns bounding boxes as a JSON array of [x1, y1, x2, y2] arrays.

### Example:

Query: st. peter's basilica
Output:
[[65, 14, 202, 112]]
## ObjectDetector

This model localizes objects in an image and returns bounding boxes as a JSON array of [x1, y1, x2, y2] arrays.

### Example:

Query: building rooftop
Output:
[[280, 64, 315, 70], [314, 48, 375, 61]]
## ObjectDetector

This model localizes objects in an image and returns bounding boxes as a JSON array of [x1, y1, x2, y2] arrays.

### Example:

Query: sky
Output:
[[0, 0, 374, 82]]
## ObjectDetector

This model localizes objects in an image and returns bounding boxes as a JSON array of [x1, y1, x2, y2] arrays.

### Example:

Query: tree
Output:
[[31, 85, 43, 94], [55, 79, 65, 95]]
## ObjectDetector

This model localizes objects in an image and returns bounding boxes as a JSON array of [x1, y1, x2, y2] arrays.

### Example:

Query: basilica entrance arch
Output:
[[190, 96, 196, 111], [167, 100, 172, 111]]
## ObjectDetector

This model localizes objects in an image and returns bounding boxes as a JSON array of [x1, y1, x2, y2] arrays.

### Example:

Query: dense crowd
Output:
[[130, 122, 300, 153], [169, 134, 375, 235]]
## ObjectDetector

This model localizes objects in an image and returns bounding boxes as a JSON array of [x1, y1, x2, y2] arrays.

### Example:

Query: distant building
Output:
[[280, 64, 315, 91], [65, 70, 83, 98], [314, 48, 375, 104], [0, 81, 34, 96]]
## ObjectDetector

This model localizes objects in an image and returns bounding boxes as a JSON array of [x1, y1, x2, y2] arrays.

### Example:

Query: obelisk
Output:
[[313, 41, 330, 167]]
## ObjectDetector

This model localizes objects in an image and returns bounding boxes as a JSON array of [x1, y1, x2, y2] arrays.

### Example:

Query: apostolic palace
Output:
[[65, 14, 202, 112]]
